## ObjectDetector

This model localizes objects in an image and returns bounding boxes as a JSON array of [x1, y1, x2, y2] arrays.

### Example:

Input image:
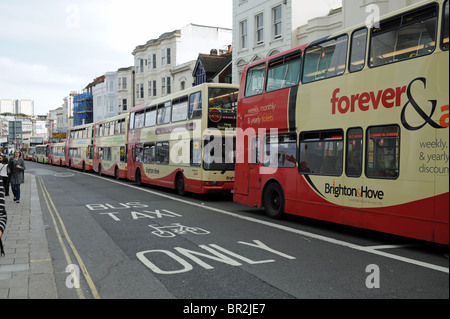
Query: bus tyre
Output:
[[264, 183, 284, 219], [176, 174, 186, 196]]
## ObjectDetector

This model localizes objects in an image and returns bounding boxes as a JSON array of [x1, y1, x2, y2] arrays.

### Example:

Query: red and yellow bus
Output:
[[234, 0, 449, 244], [128, 83, 239, 195], [49, 142, 66, 166], [66, 123, 94, 171], [93, 113, 129, 179]]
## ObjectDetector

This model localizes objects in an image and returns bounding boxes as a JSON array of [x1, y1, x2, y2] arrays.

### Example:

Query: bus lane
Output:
[[36, 163, 448, 299], [79, 175, 448, 299]]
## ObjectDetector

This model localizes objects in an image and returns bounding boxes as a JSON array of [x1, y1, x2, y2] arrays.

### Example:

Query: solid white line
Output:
[[364, 244, 414, 250], [84, 172, 450, 274]]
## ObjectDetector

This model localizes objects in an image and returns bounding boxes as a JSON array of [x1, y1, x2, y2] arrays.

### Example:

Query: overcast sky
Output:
[[0, 0, 340, 115]]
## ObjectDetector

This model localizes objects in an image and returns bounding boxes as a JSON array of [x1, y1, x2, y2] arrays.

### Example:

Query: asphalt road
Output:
[[27, 161, 448, 302]]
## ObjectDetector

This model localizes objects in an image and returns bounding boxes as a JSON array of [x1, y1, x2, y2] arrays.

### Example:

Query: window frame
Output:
[[266, 50, 302, 92], [365, 124, 401, 180], [349, 28, 368, 73], [345, 127, 363, 177], [369, 3, 439, 68], [244, 63, 266, 97], [298, 129, 344, 176], [302, 34, 349, 84]]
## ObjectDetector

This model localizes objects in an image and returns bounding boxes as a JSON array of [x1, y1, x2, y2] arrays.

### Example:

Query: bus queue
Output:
[[26, 0, 448, 245]]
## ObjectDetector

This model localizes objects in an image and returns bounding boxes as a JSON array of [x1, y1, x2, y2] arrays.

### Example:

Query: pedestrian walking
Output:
[[0, 178, 7, 256], [8, 149, 26, 203], [0, 155, 10, 196]]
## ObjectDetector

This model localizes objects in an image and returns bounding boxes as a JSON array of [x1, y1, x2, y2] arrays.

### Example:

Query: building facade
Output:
[[0, 99, 34, 116], [132, 23, 232, 107]]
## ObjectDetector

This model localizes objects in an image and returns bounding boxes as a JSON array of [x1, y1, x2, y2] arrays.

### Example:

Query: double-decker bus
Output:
[[234, 0, 449, 244], [22, 136, 44, 160], [49, 142, 66, 166], [66, 123, 94, 171], [128, 83, 239, 195], [35, 144, 49, 164], [93, 113, 129, 179]]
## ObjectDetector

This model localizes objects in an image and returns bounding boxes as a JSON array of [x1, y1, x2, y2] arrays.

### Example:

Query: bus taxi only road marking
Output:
[[85, 202, 295, 274], [85, 173, 450, 274]]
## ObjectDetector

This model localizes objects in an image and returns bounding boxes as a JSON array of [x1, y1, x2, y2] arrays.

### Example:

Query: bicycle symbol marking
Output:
[[149, 223, 210, 238]]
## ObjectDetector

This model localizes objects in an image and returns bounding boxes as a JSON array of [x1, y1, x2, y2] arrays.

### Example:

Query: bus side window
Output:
[[244, 63, 266, 97], [189, 92, 202, 119], [264, 133, 297, 168], [143, 143, 155, 164], [442, 0, 449, 50], [251, 137, 260, 165], [349, 28, 367, 72], [130, 112, 135, 130], [266, 51, 301, 92], [346, 128, 363, 177], [370, 4, 438, 67], [145, 106, 157, 127], [172, 96, 189, 122], [303, 35, 348, 83], [190, 140, 202, 166], [299, 130, 344, 176], [366, 125, 400, 179]]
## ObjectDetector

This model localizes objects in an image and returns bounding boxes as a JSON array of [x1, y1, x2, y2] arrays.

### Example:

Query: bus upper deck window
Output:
[[302, 35, 348, 83], [266, 52, 301, 92], [349, 29, 367, 72], [370, 4, 438, 67], [244, 64, 266, 97], [189, 92, 202, 119]]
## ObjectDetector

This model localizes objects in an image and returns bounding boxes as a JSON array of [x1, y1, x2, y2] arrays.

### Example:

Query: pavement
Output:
[[0, 173, 58, 299]]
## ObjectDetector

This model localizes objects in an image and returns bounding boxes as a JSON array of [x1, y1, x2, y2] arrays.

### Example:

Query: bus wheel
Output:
[[176, 173, 186, 196], [263, 183, 284, 219], [136, 170, 142, 186], [115, 167, 120, 180]]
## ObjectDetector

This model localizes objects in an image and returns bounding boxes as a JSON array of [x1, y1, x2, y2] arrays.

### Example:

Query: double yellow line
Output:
[[37, 176, 100, 299]]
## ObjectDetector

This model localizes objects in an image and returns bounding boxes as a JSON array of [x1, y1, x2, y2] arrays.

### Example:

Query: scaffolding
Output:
[[73, 92, 93, 126]]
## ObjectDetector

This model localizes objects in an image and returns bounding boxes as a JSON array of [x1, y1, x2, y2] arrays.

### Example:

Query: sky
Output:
[[0, 0, 340, 116]]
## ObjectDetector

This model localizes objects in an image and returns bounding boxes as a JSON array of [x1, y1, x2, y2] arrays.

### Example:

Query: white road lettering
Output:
[[136, 240, 295, 275]]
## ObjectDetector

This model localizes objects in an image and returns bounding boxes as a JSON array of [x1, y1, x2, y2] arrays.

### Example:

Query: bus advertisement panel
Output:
[[93, 113, 129, 179], [66, 123, 94, 171], [127, 83, 239, 195], [234, 0, 449, 244]]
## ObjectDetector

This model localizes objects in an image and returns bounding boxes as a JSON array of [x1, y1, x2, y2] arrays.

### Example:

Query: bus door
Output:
[[235, 136, 261, 197], [248, 137, 261, 191]]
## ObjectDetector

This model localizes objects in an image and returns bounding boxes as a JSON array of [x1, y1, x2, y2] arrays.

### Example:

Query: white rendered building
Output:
[[132, 23, 232, 107]]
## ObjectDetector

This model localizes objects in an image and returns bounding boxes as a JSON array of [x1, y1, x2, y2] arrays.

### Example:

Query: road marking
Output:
[[85, 173, 449, 274], [37, 176, 100, 299], [30, 258, 52, 263]]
